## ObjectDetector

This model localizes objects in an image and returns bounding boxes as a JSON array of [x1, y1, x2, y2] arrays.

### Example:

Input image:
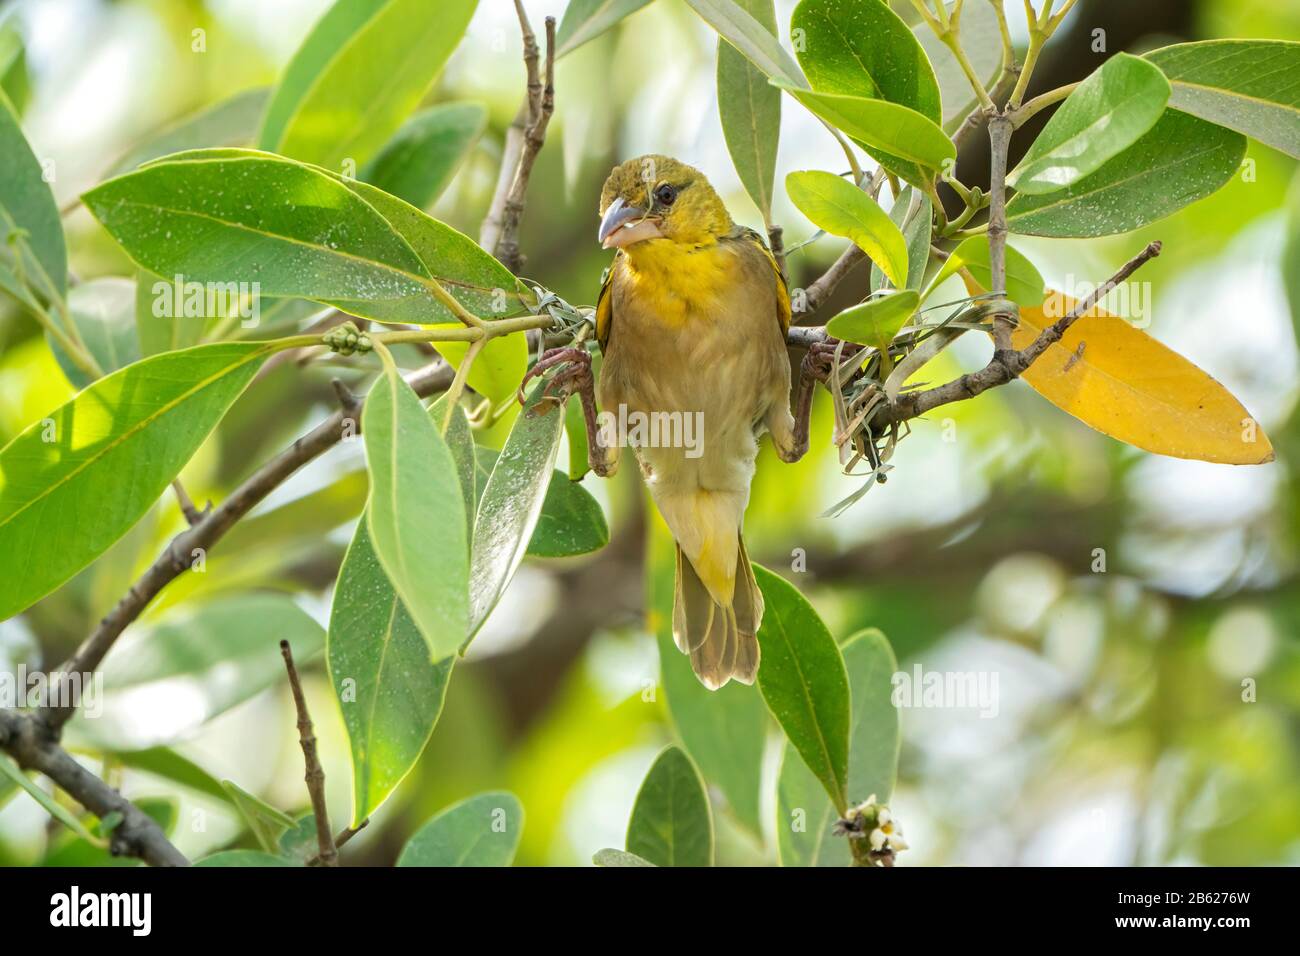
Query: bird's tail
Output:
[[672, 534, 763, 690]]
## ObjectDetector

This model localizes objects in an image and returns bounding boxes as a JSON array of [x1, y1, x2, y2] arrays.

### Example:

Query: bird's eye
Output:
[[653, 183, 678, 207]]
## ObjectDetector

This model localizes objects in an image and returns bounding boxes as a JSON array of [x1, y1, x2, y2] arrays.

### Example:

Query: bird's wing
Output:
[[595, 257, 617, 351], [730, 227, 791, 333]]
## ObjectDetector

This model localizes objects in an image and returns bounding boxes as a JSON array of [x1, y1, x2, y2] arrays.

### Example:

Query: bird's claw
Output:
[[518, 346, 593, 413], [803, 338, 860, 386]]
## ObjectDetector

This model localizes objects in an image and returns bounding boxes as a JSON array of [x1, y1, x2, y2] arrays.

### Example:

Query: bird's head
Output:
[[597, 155, 733, 252]]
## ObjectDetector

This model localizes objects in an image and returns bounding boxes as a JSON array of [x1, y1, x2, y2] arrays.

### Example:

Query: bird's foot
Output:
[[517, 346, 592, 413]]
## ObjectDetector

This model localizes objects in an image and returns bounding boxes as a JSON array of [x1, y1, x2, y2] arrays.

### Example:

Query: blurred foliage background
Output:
[[1, 0, 1298, 866]]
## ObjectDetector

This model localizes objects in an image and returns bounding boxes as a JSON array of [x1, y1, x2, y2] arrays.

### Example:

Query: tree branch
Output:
[[480, 5, 556, 274], [0, 710, 189, 866], [280, 640, 336, 867], [39, 359, 456, 734]]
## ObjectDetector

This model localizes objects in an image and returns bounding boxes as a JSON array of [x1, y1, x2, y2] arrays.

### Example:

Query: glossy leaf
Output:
[[625, 746, 713, 867], [262, 0, 478, 171], [685, 0, 806, 87], [362, 363, 469, 662], [557, 0, 655, 58], [467, 388, 564, 639], [1007, 109, 1246, 238], [0, 89, 65, 302], [872, 188, 931, 293], [752, 565, 850, 812], [717, 0, 780, 223], [329, 516, 454, 826], [776, 85, 955, 177], [80, 593, 324, 749], [528, 474, 608, 558], [83, 152, 442, 325], [107, 87, 270, 177], [0, 341, 271, 620], [195, 850, 298, 867], [826, 291, 919, 351], [431, 395, 477, 526], [1146, 40, 1300, 159], [966, 277, 1274, 464], [792, 0, 942, 187], [786, 170, 909, 287], [397, 791, 524, 866], [925, 235, 1045, 307], [49, 277, 139, 388], [913, 0, 1001, 128], [1009, 54, 1170, 195], [361, 103, 487, 209], [778, 629, 900, 866], [221, 780, 297, 853], [593, 848, 655, 866], [648, 514, 766, 837]]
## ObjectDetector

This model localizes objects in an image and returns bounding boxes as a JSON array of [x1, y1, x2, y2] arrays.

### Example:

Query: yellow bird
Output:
[[581, 155, 806, 689]]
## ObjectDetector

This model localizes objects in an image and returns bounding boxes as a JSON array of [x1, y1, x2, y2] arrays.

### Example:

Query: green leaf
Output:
[[778, 629, 901, 866], [593, 848, 656, 866], [871, 188, 931, 293], [0, 754, 101, 845], [467, 388, 564, 639], [79, 593, 324, 749], [361, 103, 487, 209], [791, 0, 942, 187], [362, 362, 469, 662], [684, 0, 807, 88], [752, 565, 850, 812], [564, 391, 591, 481], [556, 0, 655, 58], [195, 850, 298, 867], [277, 814, 320, 863], [527, 475, 608, 558], [0, 24, 29, 117], [261, 0, 478, 172], [83, 152, 443, 325], [1007, 109, 1246, 238], [48, 277, 139, 388], [913, 0, 1001, 129], [329, 516, 453, 825], [100, 746, 231, 805], [924, 235, 1045, 308], [0, 89, 65, 303], [786, 170, 909, 287], [431, 395, 477, 526], [135, 269, 207, 356], [107, 87, 270, 177], [717, 0, 781, 223], [0, 341, 271, 620], [625, 746, 713, 867], [776, 85, 955, 179], [1009, 53, 1170, 195], [397, 791, 524, 866], [221, 780, 297, 853], [648, 517, 765, 838], [1145, 40, 1300, 159], [825, 291, 919, 351]]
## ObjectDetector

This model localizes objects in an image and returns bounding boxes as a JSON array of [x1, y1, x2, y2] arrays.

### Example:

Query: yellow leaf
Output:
[[429, 324, 527, 407], [965, 280, 1273, 465]]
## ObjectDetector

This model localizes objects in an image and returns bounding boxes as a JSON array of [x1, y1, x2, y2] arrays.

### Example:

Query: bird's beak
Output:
[[598, 197, 663, 249]]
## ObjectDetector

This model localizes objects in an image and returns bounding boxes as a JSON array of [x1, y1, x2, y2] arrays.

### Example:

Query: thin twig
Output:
[[884, 241, 1163, 424], [0, 710, 189, 866], [280, 640, 336, 867], [38, 359, 456, 733], [482, 6, 556, 274], [170, 479, 207, 527], [306, 819, 368, 867], [985, 112, 1016, 350]]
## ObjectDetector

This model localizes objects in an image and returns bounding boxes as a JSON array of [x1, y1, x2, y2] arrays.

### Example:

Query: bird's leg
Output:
[[518, 347, 619, 477], [773, 340, 858, 464]]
